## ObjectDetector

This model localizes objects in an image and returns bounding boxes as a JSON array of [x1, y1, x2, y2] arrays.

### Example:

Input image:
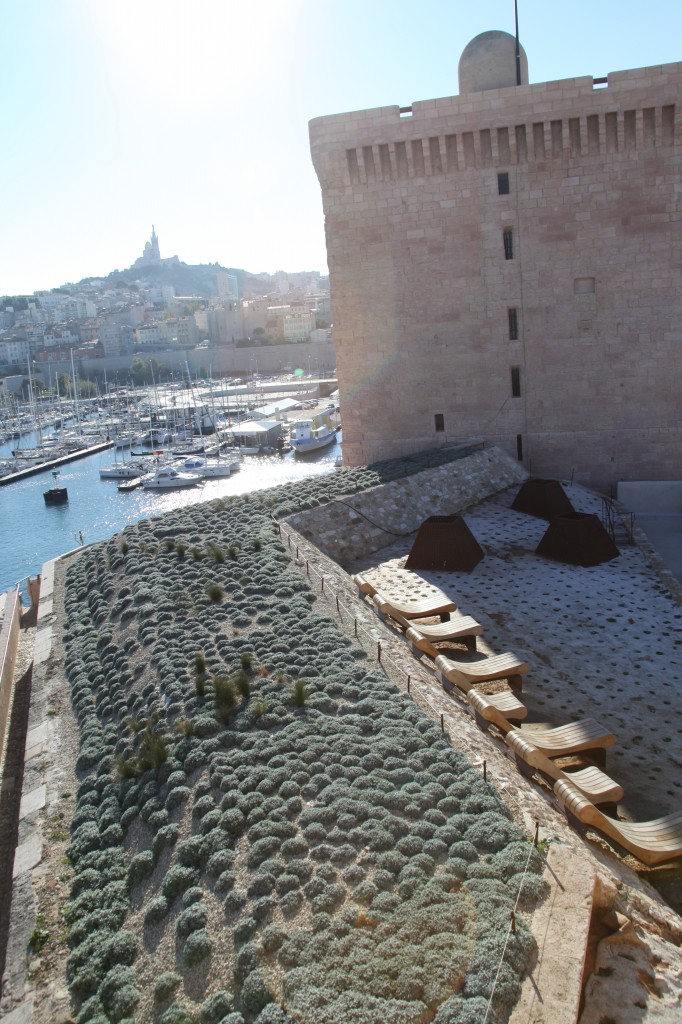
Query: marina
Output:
[[0, 423, 341, 594]]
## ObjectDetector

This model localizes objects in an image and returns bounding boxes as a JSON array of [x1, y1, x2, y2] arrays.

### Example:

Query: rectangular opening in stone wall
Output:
[[551, 120, 563, 158], [508, 307, 519, 340], [503, 228, 514, 260], [587, 114, 600, 154], [463, 132, 476, 168], [411, 138, 426, 176], [346, 149, 360, 185], [434, 413, 445, 432], [516, 434, 523, 460], [497, 126, 511, 164], [569, 118, 581, 156], [363, 146, 377, 181], [515, 124, 528, 163], [379, 144, 392, 180], [624, 109, 636, 149], [479, 129, 492, 165], [511, 367, 521, 398], [605, 111, 618, 152], [445, 134, 459, 170], [533, 122, 546, 160], [574, 277, 596, 294], [662, 105, 675, 145], [399, 106, 413, 118], [429, 136, 443, 174], [643, 107, 656, 146], [498, 172, 510, 195], [395, 141, 409, 179]]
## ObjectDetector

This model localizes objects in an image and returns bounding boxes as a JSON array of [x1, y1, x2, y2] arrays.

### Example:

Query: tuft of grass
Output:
[[195, 651, 206, 675], [253, 699, 268, 718], [252, 538, 262, 551], [191, 546, 203, 561], [239, 652, 254, 672], [175, 719, 195, 737], [214, 676, 237, 723], [293, 679, 307, 708], [233, 670, 250, 699], [207, 583, 224, 603], [165, 539, 175, 553], [120, 540, 129, 556], [176, 542, 187, 559], [228, 544, 239, 559]]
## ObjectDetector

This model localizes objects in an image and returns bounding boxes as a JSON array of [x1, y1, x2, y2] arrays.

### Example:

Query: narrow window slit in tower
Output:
[[508, 307, 519, 340], [503, 229, 514, 260]]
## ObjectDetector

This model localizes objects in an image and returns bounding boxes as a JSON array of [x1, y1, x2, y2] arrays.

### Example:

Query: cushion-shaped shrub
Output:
[[224, 889, 247, 915], [199, 989, 235, 1024], [153, 971, 182, 1003], [464, 812, 521, 854], [162, 865, 200, 900], [127, 850, 154, 888], [239, 969, 273, 1019], [176, 903, 208, 938], [182, 927, 213, 966]]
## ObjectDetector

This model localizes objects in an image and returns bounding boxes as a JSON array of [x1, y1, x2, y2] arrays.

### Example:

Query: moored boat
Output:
[[142, 466, 201, 490], [289, 412, 337, 455]]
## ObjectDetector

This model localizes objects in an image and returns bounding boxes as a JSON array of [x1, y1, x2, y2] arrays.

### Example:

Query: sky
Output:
[[1, 0, 680, 296]]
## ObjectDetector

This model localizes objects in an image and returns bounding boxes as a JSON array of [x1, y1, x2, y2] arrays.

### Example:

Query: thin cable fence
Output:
[[273, 514, 548, 1014]]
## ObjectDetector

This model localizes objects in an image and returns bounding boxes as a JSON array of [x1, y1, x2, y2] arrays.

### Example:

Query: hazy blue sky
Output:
[[1, 0, 680, 295]]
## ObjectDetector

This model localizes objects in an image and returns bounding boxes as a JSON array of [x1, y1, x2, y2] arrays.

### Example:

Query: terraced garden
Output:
[[61, 461, 547, 1024]]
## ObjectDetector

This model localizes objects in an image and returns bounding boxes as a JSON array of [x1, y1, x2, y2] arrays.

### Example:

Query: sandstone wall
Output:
[[285, 446, 527, 563], [310, 62, 682, 492]]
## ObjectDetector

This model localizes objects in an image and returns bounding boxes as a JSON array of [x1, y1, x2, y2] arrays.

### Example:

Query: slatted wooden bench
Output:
[[554, 778, 682, 866], [468, 691, 615, 765], [506, 729, 624, 805], [434, 651, 530, 694]]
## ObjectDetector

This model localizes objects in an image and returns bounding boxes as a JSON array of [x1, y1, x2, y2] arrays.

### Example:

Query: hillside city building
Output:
[[309, 31, 681, 491]]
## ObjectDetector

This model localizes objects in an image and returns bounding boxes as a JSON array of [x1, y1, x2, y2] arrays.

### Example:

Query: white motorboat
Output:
[[100, 459, 155, 480], [179, 455, 238, 479], [142, 466, 201, 490], [289, 412, 337, 455]]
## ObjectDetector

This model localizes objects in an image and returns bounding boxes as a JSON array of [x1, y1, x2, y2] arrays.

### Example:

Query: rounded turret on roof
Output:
[[458, 30, 528, 94]]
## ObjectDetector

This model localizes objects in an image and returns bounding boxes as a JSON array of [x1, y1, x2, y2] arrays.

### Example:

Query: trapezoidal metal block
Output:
[[405, 514, 484, 572], [512, 478, 575, 520], [535, 513, 620, 567]]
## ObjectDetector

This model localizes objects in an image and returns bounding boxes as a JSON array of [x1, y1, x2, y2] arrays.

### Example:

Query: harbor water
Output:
[[0, 433, 341, 594]]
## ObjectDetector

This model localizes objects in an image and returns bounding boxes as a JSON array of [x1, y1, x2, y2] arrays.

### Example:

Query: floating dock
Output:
[[0, 440, 115, 487]]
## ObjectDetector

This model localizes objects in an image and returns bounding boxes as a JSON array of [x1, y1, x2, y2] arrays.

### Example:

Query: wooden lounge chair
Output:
[[371, 588, 474, 640], [423, 652, 526, 722], [468, 691, 615, 765], [404, 619, 483, 656], [506, 729, 624, 805], [434, 651, 529, 694], [353, 576, 457, 620], [351, 572, 378, 597], [553, 778, 682, 867], [368, 589, 457, 622]]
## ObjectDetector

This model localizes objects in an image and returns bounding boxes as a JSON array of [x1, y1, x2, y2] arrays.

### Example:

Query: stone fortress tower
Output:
[[309, 32, 681, 491]]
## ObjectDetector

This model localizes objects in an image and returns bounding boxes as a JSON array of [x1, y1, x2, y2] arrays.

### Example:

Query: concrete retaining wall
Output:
[[0, 588, 21, 777], [285, 446, 528, 563]]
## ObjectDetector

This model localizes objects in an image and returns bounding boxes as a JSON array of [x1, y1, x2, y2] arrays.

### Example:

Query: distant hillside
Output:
[[81, 262, 328, 299]]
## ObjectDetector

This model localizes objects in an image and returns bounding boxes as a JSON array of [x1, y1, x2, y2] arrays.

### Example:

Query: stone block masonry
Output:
[[285, 446, 527, 563], [310, 58, 682, 492]]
